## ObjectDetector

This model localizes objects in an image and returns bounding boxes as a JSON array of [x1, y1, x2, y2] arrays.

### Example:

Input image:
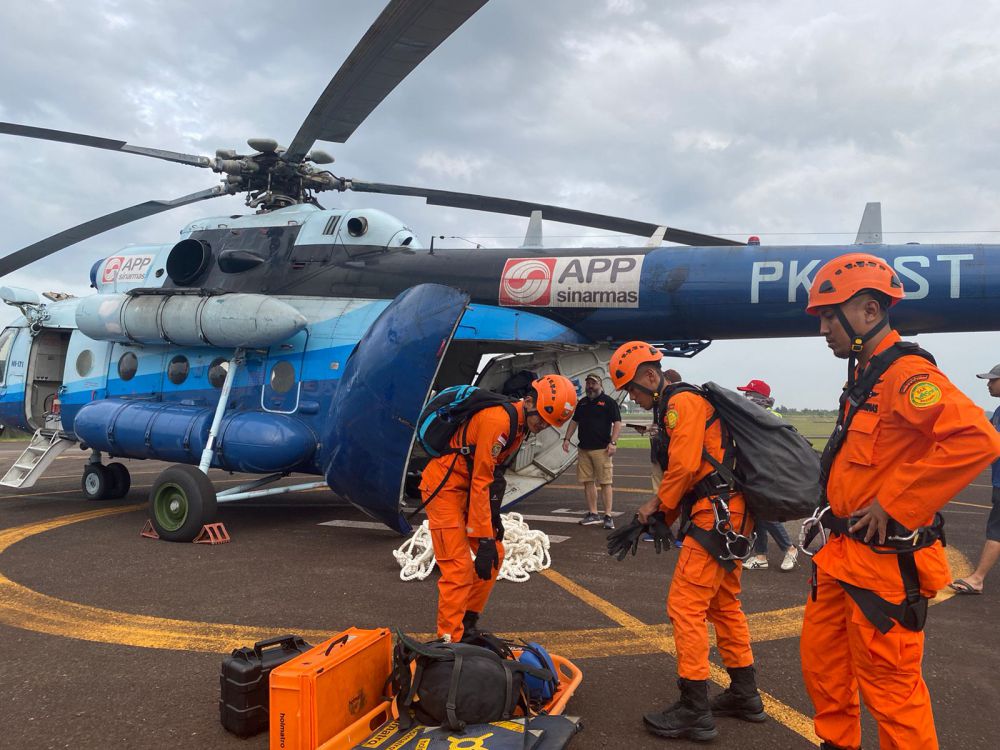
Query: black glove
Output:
[[606, 516, 646, 561], [647, 512, 676, 554], [474, 538, 500, 581]]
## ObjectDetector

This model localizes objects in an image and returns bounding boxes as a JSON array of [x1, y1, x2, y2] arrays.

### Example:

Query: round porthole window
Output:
[[270, 361, 296, 394], [167, 355, 190, 385], [118, 352, 138, 381], [208, 357, 229, 389], [75, 349, 93, 376]]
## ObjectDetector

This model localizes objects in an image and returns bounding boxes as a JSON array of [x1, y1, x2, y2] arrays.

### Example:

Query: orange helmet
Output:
[[609, 341, 663, 389], [806, 252, 904, 315], [531, 374, 578, 427]]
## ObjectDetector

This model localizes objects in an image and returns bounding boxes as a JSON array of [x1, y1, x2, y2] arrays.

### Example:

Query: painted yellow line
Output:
[[950, 500, 990, 510]]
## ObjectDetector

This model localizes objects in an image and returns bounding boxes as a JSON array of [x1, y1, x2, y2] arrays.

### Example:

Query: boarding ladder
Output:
[[1, 428, 77, 489]]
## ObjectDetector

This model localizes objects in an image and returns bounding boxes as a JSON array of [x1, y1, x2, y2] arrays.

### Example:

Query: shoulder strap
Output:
[[820, 342, 935, 490]]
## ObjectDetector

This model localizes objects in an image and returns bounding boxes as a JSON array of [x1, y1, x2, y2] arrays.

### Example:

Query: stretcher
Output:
[[268, 630, 583, 750]]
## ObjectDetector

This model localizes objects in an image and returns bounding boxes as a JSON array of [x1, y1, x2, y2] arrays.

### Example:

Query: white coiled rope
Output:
[[392, 512, 551, 583]]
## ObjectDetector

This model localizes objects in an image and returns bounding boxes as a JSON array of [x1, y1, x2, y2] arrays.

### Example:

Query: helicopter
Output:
[[1, 0, 999, 541]]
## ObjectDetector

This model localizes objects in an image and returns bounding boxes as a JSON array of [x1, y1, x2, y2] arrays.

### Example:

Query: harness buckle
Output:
[[799, 506, 831, 558]]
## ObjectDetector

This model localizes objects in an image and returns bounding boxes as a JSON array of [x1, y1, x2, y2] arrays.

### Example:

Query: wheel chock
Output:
[[193, 522, 231, 545], [140, 519, 160, 539]]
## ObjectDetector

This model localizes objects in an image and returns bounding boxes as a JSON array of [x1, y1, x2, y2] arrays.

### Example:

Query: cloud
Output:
[[2, 0, 1000, 407]]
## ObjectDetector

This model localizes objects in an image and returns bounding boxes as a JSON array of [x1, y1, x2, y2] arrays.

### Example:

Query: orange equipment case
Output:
[[269, 628, 395, 750]]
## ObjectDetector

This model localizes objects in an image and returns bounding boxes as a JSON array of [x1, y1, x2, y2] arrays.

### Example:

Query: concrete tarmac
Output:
[[0, 445, 997, 749]]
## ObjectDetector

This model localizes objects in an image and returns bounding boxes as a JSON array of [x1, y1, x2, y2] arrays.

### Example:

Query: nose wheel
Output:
[[148, 464, 218, 542]]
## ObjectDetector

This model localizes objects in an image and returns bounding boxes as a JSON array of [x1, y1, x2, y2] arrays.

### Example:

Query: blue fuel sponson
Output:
[[73, 399, 316, 473]]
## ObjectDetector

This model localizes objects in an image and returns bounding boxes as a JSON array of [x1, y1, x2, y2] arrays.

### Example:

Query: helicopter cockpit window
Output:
[[269, 361, 296, 394], [117, 352, 138, 381], [75, 349, 94, 377], [208, 358, 229, 389], [167, 355, 190, 385], [0, 328, 15, 385]]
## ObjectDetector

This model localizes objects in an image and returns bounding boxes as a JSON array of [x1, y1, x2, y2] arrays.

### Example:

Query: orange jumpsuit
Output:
[[419, 402, 525, 642], [801, 331, 1000, 750], [656, 390, 755, 680]]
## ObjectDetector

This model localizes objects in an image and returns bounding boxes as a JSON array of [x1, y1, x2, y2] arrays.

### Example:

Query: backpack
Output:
[[500, 369, 540, 399], [391, 631, 554, 732], [416, 385, 517, 458], [517, 641, 560, 703], [657, 382, 821, 522]]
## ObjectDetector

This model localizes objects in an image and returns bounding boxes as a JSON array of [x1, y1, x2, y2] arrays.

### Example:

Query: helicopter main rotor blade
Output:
[[284, 0, 489, 162], [0, 186, 227, 277], [0, 122, 214, 168], [347, 181, 744, 246]]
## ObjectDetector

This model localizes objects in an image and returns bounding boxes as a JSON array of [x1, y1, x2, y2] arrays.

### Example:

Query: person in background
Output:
[[737, 379, 798, 572], [563, 372, 622, 530], [948, 363, 1000, 594]]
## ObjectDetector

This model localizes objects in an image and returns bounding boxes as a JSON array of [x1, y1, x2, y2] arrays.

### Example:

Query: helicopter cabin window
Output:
[[75, 349, 94, 377], [167, 355, 190, 385], [118, 352, 138, 381], [208, 358, 229, 389], [269, 361, 295, 394], [0, 328, 15, 385]]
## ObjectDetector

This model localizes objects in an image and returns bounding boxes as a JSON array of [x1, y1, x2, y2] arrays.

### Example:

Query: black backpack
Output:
[[657, 383, 821, 522], [391, 632, 554, 732]]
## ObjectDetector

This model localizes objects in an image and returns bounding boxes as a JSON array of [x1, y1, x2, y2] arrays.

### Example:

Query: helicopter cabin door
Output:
[[23, 327, 72, 431], [261, 330, 308, 414]]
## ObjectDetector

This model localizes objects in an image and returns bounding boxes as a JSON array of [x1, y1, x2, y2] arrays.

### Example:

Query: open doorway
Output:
[[25, 328, 71, 430]]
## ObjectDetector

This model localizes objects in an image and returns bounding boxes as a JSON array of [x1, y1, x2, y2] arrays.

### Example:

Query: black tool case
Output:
[[219, 634, 311, 737]]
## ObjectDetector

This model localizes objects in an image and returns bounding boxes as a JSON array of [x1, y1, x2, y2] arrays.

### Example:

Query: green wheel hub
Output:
[[153, 482, 189, 532]]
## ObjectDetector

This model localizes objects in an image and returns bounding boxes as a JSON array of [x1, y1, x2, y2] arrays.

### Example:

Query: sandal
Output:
[[948, 578, 982, 595]]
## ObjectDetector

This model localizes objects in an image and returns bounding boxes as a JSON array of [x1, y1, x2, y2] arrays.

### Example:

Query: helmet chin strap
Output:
[[629, 372, 667, 404], [834, 306, 889, 388]]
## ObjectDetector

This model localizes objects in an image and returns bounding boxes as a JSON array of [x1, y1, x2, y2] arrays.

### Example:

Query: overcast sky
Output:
[[1, 0, 999, 409]]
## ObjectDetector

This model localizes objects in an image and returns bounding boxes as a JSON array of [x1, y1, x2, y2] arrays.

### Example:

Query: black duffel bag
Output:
[[391, 631, 553, 732]]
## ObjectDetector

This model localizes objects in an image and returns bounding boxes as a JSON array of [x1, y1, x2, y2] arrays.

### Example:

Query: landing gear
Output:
[[106, 462, 131, 498], [81, 464, 112, 501], [81, 461, 132, 500], [148, 464, 218, 542]]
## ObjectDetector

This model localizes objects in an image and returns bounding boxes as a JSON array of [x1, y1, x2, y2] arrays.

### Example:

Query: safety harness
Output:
[[653, 388, 756, 571], [800, 340, 946, 633]]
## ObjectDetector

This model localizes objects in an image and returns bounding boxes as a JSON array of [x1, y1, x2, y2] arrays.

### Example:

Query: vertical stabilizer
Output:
[[855, 202, 882, 244], [521, 210, 543, 248]]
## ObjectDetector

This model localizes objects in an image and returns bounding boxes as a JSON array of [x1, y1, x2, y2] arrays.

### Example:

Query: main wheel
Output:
[[148, 464, 218, 542], [106, 462, 131, 499], [82, 464, 112, 501]]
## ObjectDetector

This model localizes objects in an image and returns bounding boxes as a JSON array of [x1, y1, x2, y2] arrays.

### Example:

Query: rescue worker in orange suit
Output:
[[609, 342, 763, 742], [801, 252, 1000, 750], [419, 375, 578, 643]]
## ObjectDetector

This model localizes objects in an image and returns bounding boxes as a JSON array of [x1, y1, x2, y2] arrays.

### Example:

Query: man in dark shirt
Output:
[[949, 362, 1000, 594], [563, 372, 622, 529]]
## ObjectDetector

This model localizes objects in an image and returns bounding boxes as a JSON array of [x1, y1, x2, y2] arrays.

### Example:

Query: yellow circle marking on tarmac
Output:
[[0, 507, 974, 747]]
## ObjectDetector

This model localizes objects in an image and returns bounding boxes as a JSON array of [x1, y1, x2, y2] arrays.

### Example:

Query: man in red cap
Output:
[[736, 380, 798, 571]]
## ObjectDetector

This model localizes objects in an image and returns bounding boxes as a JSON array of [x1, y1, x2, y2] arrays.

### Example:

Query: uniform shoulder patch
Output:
[[908, 380, 942, 408], [899, 373, 930, 394], [491, 441, 504, 457], [665, 409, 679, 429]]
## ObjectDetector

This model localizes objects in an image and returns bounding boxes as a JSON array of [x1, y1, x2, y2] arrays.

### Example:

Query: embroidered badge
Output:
[[665, 409, 679, 429], [899, 373, 930, 394], [491, 442, 503, 457], [908, 381, 942, 408]]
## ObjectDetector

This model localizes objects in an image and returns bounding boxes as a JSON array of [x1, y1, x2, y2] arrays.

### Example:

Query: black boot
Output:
[[819, 744, 856, 750], [710, 665, 767, 722], [643, 678, 718, 742], [459, 611, 480, 642]]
